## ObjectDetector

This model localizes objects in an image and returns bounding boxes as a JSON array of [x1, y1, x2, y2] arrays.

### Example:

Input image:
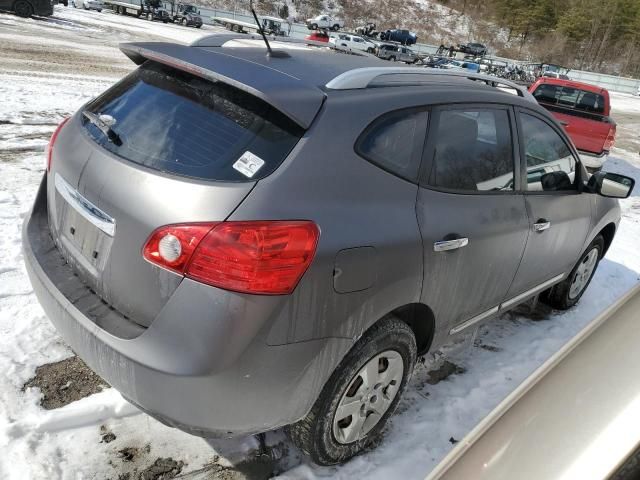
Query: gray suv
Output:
[[23, 35, 634, 466], [376, 43, 419, 63]]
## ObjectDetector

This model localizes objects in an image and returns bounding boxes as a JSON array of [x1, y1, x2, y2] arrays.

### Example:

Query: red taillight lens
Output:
[[143, 221, 320, 295], [46, 117, 70, 172], [604, 126, 616, 151]]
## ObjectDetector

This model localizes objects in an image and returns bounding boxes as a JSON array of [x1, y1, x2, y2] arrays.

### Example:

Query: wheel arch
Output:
[[384, 302, 436, 356], [598, 222, 616, 257]]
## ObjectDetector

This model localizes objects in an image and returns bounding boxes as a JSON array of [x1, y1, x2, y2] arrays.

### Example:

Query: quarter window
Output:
[[429, 109, 514, 192], [520, 113, 577, 192], [356, 109, 426, 182]]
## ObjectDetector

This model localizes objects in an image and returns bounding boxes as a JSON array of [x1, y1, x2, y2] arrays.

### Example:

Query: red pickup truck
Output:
[[529, 77, 616, 172]]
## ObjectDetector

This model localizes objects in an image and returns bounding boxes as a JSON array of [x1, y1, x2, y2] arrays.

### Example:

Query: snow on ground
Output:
[[1, 8, 640, 479]]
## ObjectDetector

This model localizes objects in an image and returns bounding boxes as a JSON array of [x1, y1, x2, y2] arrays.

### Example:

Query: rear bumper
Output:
[[579, 150, 608, 171], [22, 176, 349, 437]]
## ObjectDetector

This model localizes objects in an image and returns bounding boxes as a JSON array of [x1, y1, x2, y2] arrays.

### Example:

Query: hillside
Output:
[[205, 0, 640, 77]]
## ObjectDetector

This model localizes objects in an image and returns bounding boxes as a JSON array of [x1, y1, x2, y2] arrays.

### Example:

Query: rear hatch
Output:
[[47, 61, 304, 327], [530, 82, 615, 155]]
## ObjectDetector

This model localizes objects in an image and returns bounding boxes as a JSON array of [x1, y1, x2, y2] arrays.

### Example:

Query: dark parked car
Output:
[[459, 42, 488, 57], [173, 2, 202, 27], [23, 35, 634, 467], [0, 0, 55, 16], [380, 28, 417, 45], [142, 0, 170, 22]]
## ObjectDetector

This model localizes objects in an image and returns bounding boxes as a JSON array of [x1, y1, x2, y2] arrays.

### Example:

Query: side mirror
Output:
[[588, 171, 635, 199], [541, 171, 572, 191]]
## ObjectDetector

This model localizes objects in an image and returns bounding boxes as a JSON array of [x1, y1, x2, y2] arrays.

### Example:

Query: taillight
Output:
[[46, 117, 70, 172], [604, 125, 616, 152], [143, 221, 320, 295]]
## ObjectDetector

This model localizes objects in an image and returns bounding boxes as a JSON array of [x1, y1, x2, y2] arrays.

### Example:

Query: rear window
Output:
[[82, 62, 304, 182], [532, 84, 606, 114]]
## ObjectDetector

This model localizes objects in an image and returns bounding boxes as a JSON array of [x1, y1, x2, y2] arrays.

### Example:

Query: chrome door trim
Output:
[[501, 273, 565, 310], [55, 173, 116, 237], [434, 237, 469, 252], [533, 221, 551, 232], [448, 273, 566, 336], [449, 306, 499, 335]]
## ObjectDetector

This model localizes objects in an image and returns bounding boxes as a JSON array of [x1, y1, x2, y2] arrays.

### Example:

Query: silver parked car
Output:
[[427, 284, 640, 480], [23, 35, 634, 465]]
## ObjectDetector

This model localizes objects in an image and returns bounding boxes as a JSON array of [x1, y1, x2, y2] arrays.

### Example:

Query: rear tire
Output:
[[541, 235, 604, 310], [332, 24, 339, 31], [14, 0, 34, 17], [287, 317, 416, 466]]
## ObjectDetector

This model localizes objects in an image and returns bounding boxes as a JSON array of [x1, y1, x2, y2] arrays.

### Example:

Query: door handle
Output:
[[533, 220, 551, 232], [434, 237, 469, 252], [559, 120, 569, 127]]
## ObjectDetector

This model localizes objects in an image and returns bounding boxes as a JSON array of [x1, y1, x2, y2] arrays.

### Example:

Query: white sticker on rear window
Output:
[[233, 151, 265, 178]]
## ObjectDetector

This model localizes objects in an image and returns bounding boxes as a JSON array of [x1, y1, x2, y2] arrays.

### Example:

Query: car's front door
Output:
[[504, 109, 592, 302], [416, 105, 530, 335]]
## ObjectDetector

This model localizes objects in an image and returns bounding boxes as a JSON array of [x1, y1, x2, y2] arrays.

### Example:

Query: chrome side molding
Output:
[[500, 274, 565, 310], [449, 273, 566, 335], [55, 173, 116, 237], [449, 306, 499, 335]]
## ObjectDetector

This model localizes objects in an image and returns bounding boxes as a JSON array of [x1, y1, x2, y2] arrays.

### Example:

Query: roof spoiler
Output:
[[119, 42, 326, 129]]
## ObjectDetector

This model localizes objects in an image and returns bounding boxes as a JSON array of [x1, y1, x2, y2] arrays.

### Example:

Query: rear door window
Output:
[[81, 62, 303, 182], [426, 108, 515, 192]]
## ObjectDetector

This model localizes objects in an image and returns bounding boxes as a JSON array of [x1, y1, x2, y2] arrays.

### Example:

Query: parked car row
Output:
[[106, 0, 202, 27]]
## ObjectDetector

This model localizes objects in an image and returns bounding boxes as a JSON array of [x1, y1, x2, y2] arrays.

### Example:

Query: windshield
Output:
[[82, 62, 303, 182]]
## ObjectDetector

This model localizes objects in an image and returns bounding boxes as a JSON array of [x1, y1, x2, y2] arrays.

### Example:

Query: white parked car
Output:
[[306, 14, 344, 31], [329, 33, 376, 54], [73, 0, 104, 11]]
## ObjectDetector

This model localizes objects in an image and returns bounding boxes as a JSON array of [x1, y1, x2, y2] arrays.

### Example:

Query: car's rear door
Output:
[[416, 104, 529, 335], [504, 108, 592, 303]]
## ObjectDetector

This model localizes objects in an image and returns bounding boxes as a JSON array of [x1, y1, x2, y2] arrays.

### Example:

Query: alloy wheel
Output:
[[569, 248, 598, 299], [332, 350, 404, 444]]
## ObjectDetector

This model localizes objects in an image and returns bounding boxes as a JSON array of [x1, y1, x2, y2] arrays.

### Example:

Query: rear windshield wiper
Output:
[[82, 111, 123, 146]]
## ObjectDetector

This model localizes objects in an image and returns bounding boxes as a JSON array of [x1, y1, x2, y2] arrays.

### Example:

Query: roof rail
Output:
[[325, 67, 536, 102]]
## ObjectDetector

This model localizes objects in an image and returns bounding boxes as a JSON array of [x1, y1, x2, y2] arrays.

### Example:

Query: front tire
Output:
[[311, 23, 317, 30], [287, 317, 416, 466], [14, 0, 34, 17], [541, 235, 604, 310]]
